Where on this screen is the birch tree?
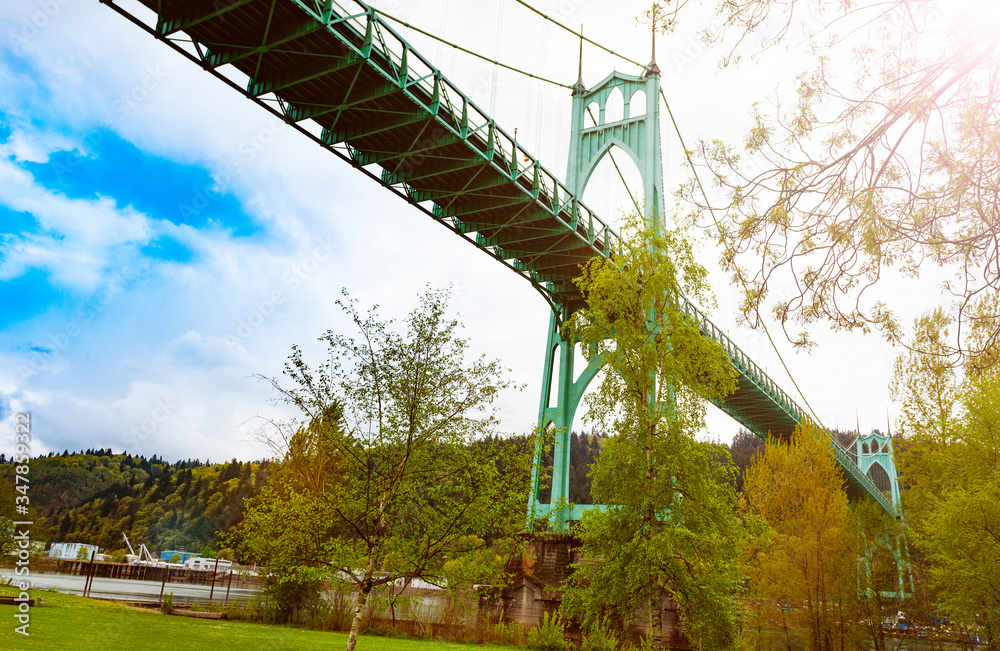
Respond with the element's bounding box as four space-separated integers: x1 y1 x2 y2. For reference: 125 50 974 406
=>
241 287 530 651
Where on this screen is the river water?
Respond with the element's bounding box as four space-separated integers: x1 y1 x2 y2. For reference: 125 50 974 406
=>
0 569 261 606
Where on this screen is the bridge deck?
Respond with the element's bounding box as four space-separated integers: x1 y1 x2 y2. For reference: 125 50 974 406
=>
105 0 894 514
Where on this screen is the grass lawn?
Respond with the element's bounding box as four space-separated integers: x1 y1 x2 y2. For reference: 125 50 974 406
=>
0 586 520 650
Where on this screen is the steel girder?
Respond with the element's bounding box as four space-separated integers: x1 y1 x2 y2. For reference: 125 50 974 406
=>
104 0 898 522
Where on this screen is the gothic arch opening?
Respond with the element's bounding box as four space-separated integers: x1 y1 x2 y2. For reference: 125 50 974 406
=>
866 461 892 495
605 86 624 123
580 143 644 230
629 89 646 117
537 351 607 507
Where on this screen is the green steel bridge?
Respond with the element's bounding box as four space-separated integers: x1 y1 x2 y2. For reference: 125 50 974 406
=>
103 0 898 522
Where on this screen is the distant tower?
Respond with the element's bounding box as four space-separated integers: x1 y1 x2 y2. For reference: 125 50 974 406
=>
854 430 910 598
528 26 665 532
855 431 902 508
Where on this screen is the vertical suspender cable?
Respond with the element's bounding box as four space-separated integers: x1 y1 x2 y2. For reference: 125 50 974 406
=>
490 0 505 116
658 87 826 429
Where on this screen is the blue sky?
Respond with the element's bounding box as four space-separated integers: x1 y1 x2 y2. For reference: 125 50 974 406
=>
0 0 919 462
1 0 575 462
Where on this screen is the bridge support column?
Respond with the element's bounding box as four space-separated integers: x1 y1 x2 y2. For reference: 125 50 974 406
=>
527 311 601 532
528 41 664 532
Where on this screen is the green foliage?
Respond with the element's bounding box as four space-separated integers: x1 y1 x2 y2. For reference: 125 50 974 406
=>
233 286 531 651
728 428 765 494
0 453 274 555
741 424 854 647
561 215 743 650
262 568 326 623
581 616 619 651
534 429 607 505
894 301 1000 640
484 619 527 646
622 636 656 651
160 591 173 615
526 612 570 651
850 497 904 651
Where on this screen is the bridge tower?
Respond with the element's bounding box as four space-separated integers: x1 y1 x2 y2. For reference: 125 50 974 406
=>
528 37 665 532
853 431 911 597
854 431 902 508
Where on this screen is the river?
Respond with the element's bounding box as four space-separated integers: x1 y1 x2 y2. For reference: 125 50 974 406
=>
0 569 261 606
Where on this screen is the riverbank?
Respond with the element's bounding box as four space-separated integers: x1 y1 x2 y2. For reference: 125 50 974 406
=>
0 569 260 606
0 586 518 650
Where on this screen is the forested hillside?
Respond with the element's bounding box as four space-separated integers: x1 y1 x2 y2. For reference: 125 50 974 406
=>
1 428 806 559
0 451 275 556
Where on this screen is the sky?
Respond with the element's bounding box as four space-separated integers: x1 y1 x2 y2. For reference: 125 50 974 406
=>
0 0 956 462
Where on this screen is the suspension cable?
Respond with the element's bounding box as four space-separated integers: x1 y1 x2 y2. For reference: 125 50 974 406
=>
511 0 646 71
381 3 813 425
585 105 641 216
658 87 826 428
374 8 574 89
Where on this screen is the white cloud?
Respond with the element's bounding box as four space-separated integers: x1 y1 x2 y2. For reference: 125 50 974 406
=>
0 0 939 466
0 157 152 288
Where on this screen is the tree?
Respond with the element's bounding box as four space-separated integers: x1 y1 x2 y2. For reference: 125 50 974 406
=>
670 0 1000 362
561 215 743 650
728 428 765 494
893 301 1000 647
849 497 907 651
240 287 531 651
0 477 18 557
742 423 854 651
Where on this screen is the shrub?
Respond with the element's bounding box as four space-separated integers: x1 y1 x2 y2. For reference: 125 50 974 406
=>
527 611 570 651
485 619 527 646
160 591 174 615
264 570 324 623
621 636 656 651
582 616 619 651
297 587 354 632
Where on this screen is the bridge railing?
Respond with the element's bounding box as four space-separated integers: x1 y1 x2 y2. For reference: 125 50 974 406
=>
132 0 886 513
674 293 895 513
300 0 621 259
284 0 891 514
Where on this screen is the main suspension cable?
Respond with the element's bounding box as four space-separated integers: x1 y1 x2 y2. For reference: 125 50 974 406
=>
374 8 574 90
658 87 826 429
511 0 646 71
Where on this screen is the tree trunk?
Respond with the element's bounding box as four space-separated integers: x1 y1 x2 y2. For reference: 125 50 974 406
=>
644 421 662 651
649 591 663 650
345 555 378 651
874 599 886 651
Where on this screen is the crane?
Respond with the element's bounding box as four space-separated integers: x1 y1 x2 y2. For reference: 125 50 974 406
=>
122 532 136 557
122 532 158 565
